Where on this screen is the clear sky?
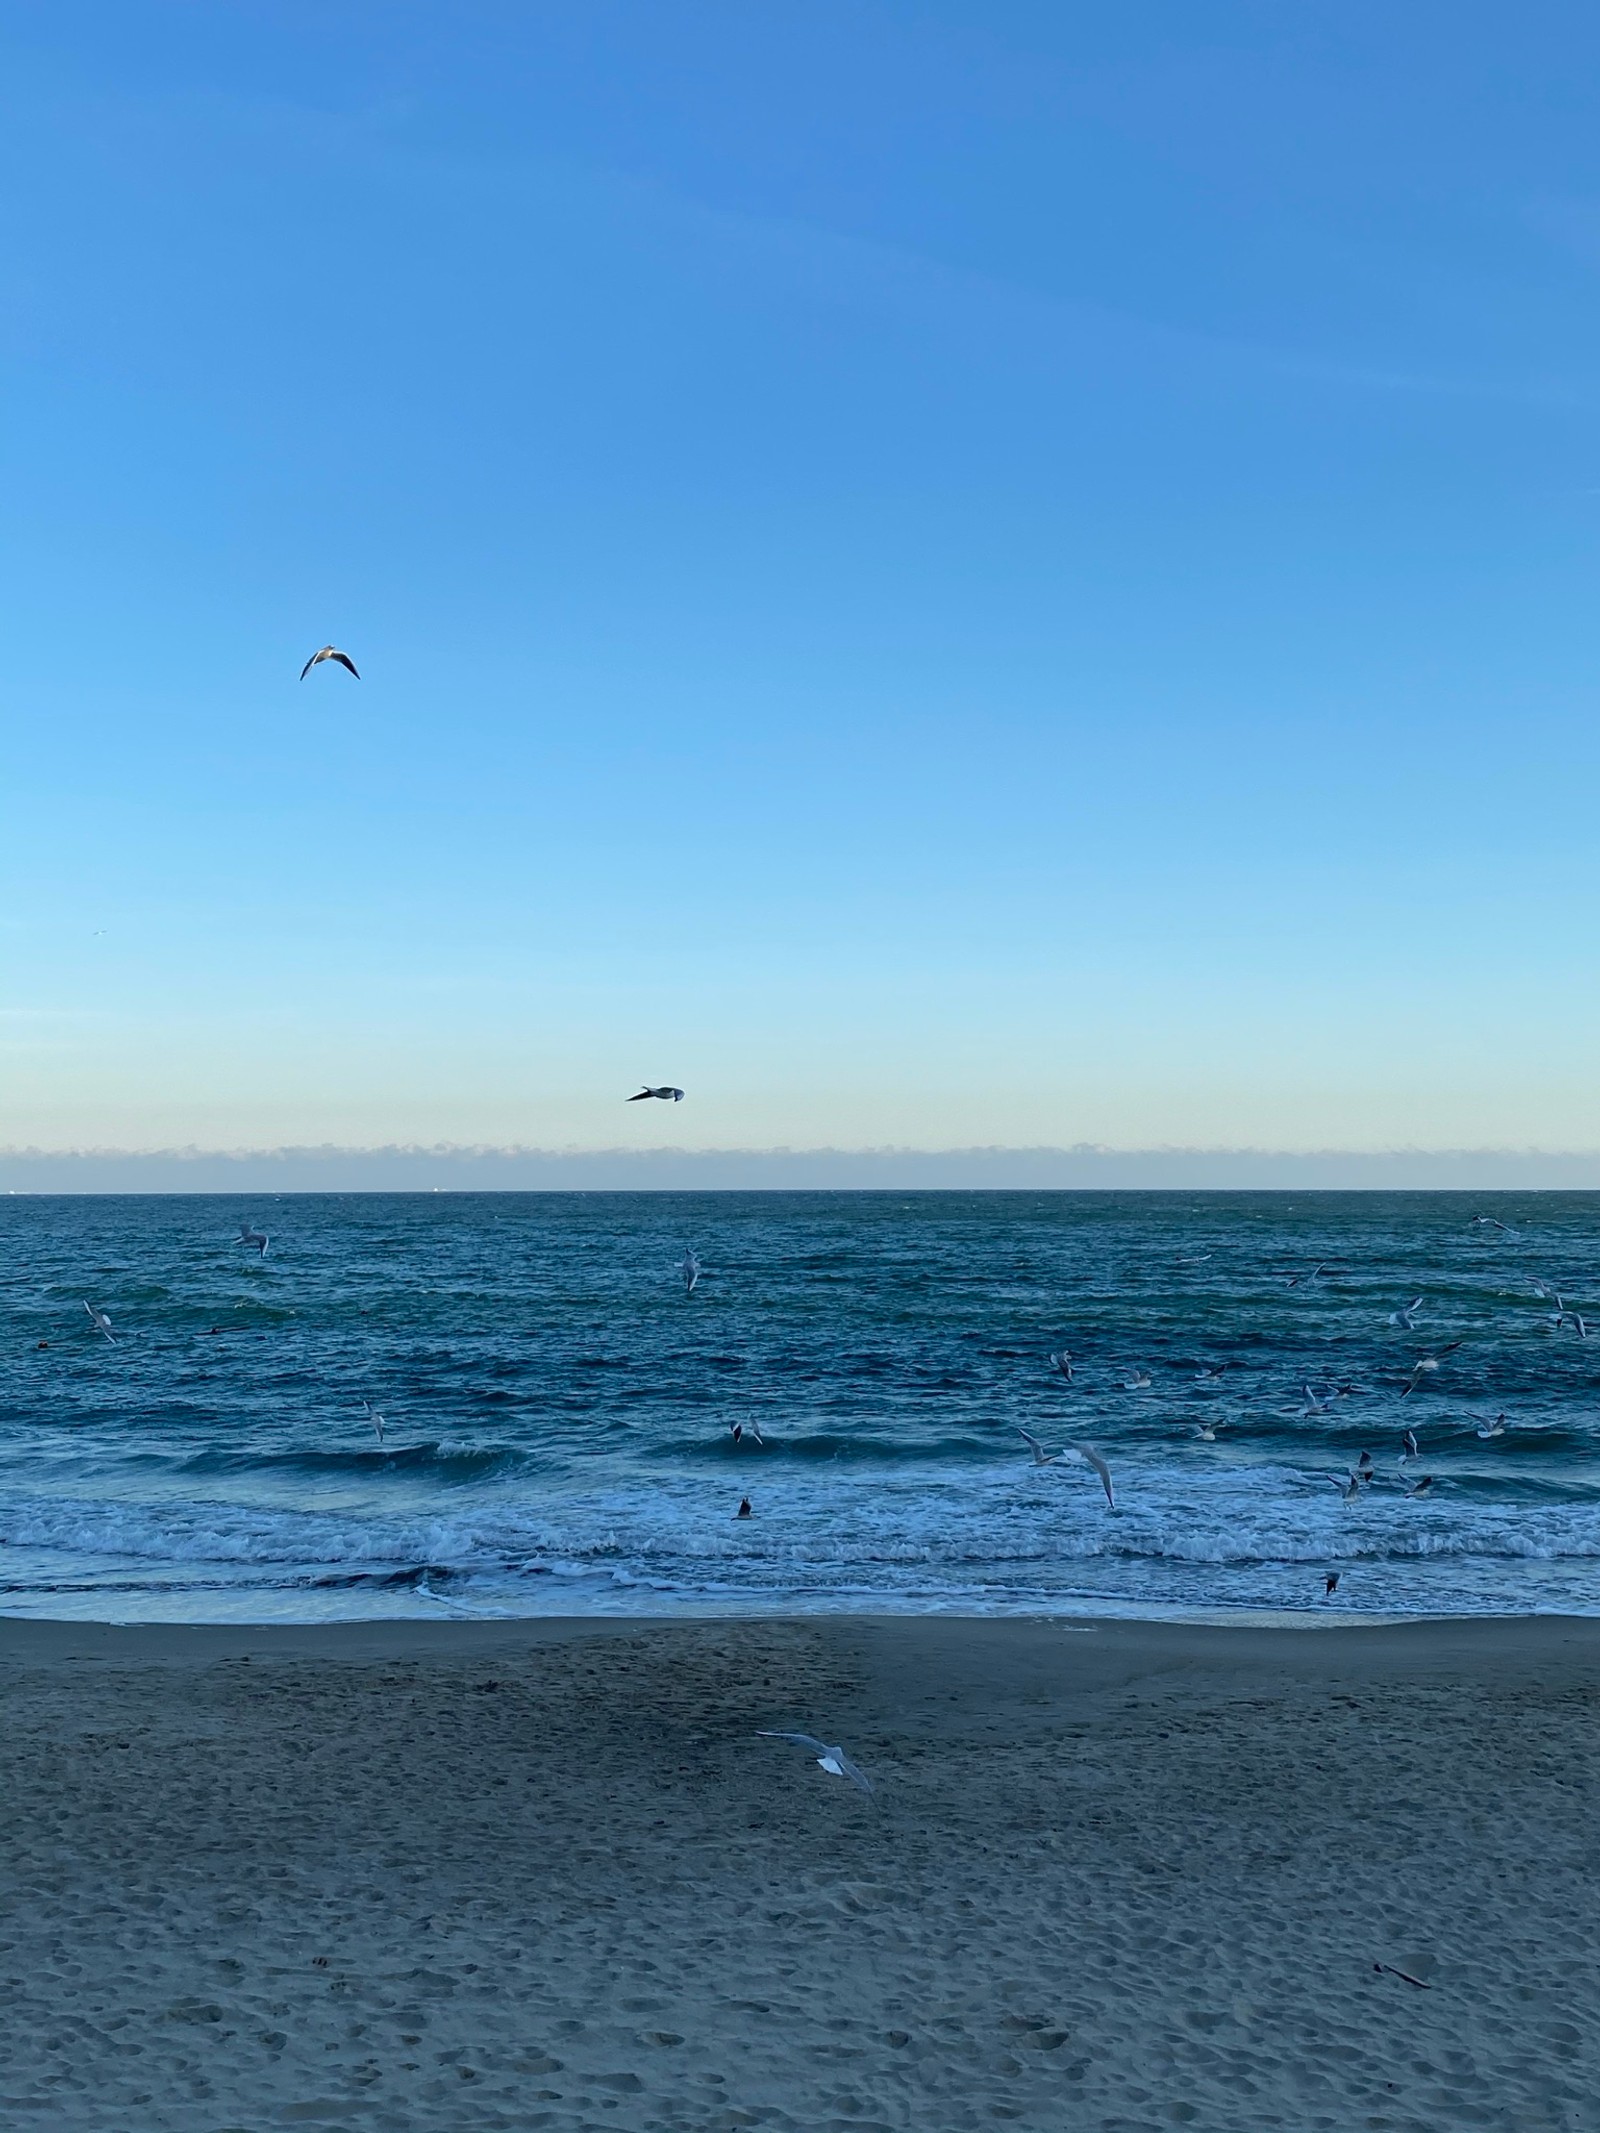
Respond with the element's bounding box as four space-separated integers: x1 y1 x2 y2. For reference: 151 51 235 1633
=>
5 3 1600 1161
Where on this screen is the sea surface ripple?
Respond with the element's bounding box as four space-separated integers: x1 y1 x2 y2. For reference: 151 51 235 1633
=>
1 1190 1597 1622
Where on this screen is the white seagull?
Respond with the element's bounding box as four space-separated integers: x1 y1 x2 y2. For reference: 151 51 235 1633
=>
299 645 360 680
729 1418 764 1448
360 1399 385 1445
83 1300 117 1344
1334 1471 1363 1503
756 1731 874 1796
1474 1412 1508 1440
681 1249 702 1295
1121 1368 1152 1391
1048 1350 1074 1382
1190 1418 1225 1442
629 1086 684 1102
1388 1297 1423 1330
237 1223 269 1256
1401 1343 1462 1398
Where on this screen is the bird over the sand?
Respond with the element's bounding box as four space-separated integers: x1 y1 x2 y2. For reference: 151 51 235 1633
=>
629 1085 684 1102
83 1300 116 1343
756 1731 874 1795
299 645 360 680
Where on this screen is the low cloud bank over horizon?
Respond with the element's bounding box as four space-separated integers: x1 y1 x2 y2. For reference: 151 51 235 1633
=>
6 1144 1600 1192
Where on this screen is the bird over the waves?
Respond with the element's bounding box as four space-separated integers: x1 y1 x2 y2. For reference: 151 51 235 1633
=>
756 1731 874 1796
360 1399 385 1445
629 1085 684 1102
1388 1296 1423 1330
237 1224 269 1256
681 1249 702 1295
83 1300 116 1344
1324 1571 1341 1598
1048 1350 1073 1381
729 1418 764 1448
299 645 359 680
1402 1344 1462 1397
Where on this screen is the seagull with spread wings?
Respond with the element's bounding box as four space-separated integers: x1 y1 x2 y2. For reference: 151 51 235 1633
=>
299 645 360 680
756 1731 874 1795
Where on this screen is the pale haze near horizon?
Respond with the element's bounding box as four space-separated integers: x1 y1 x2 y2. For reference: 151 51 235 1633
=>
6 4 1600 1165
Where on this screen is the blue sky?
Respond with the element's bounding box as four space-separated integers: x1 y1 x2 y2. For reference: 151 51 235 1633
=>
5 3 1600 1158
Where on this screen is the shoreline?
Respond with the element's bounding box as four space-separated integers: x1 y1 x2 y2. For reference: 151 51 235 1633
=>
6 1610 1597 2129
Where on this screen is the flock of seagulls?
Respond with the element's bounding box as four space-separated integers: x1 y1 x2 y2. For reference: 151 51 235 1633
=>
68 1190 1571 1801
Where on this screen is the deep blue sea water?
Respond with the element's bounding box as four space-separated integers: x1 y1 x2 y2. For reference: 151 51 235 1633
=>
1 1191 1597 1622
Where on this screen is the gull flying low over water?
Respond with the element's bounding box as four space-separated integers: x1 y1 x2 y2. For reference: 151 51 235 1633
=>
1474 1412 1508 1440
1334 1471 1363 1503
1388 1297 1423 1330
1121 1368 1153 1391
1192 1362 1228 1381
360 1399 385 1445
1016 1426 1062 1467
756 1731 874 1796
1472 1215 1521 1236
1405 1473 1437 1498
1323 1571 1341 1598
83 1300 116 1344
1281 1261 1338 1289
729 1418 764 1448
1401 1344 1462 1398
1048 1350 1073 1382
299 645 360 680
629 1086 684 1102
681 1249 702 1295
237 1224 269 1256
1190 1418 1225 1441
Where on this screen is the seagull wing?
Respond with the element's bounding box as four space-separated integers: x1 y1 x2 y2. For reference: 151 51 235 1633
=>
331 651 360 678
627 1089 650 1100
756 1730 832 1754
821 1749 875 1795
1067 1441 1115 1509
299 650 321 680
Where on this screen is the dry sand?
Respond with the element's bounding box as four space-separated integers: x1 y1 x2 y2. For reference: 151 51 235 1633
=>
2 1612 1597 2132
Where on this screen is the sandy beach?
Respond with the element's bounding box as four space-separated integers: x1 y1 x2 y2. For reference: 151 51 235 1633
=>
2 1613 1597 2132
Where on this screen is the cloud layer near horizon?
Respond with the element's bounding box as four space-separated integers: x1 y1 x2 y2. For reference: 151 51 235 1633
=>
6 1144 1600 1192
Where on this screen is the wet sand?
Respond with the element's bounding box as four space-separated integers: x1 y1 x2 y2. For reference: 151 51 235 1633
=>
2 1612 1597 2131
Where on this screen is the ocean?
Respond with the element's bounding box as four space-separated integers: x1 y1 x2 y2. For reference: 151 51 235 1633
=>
2 1190 1596 1623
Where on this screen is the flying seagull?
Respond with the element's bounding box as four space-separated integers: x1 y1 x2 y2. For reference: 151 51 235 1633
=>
83 1300 116 1344
237 1223 269 1256
1400 1427 1419 1463
1474 1412 1508 1440
1016 1426 1062 1467
1388 1297 1423 1330
755 1731 874 1796
299 645 359 680
681 1249 702 1295
1405 1473 1437 1498
1472 1215 1520 1236
1193 1362 1228 1382
1323 1571 1341 1598
1048 1350 1074 1382
1334 1471 1363 1503
1121 1368 1152 1391
629 1086 684 1102
729 1418 764 1448
1401 1343 1462 1397
360 1399 385 1445
1190 1418 1224 1442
